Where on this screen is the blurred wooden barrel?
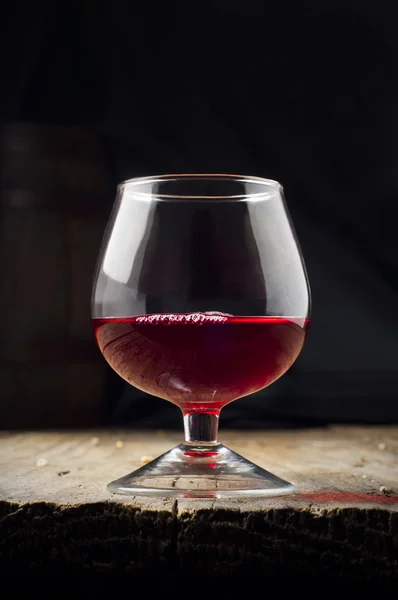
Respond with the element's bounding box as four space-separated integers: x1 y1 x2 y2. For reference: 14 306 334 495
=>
0 123 114 428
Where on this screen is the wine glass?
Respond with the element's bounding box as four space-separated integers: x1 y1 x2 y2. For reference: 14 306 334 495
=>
91 174 311 498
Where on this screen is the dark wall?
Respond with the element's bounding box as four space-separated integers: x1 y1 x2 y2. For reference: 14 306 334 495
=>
1 0 398 427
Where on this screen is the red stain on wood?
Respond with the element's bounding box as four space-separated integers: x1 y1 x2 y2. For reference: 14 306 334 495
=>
297 491 398 505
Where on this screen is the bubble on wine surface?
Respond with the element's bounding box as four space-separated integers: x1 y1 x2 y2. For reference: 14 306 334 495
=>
135 312 232 326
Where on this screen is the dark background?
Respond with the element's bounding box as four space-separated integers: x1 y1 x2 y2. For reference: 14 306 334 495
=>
1 0 398 429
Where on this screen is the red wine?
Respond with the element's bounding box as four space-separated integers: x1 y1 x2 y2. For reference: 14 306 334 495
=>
92 313 310 412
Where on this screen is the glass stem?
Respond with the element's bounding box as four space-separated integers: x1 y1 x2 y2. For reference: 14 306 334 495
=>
183 412 220 445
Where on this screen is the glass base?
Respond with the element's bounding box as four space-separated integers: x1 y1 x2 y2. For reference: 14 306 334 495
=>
107 443 295 498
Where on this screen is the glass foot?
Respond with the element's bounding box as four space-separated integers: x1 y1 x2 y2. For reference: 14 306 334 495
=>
107 443 295 498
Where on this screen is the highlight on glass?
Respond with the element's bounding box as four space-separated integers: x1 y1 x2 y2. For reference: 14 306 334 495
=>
91 174 311 498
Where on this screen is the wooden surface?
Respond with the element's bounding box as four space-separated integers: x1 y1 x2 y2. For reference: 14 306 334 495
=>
0 426 397 577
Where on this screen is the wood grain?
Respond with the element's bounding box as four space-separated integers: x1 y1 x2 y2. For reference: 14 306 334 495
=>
0 427 397 577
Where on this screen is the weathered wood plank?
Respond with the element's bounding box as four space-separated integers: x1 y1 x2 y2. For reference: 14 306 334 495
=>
0 427 397 576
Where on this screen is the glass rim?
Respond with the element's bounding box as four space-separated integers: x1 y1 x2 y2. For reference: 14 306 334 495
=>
117 173 282 200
